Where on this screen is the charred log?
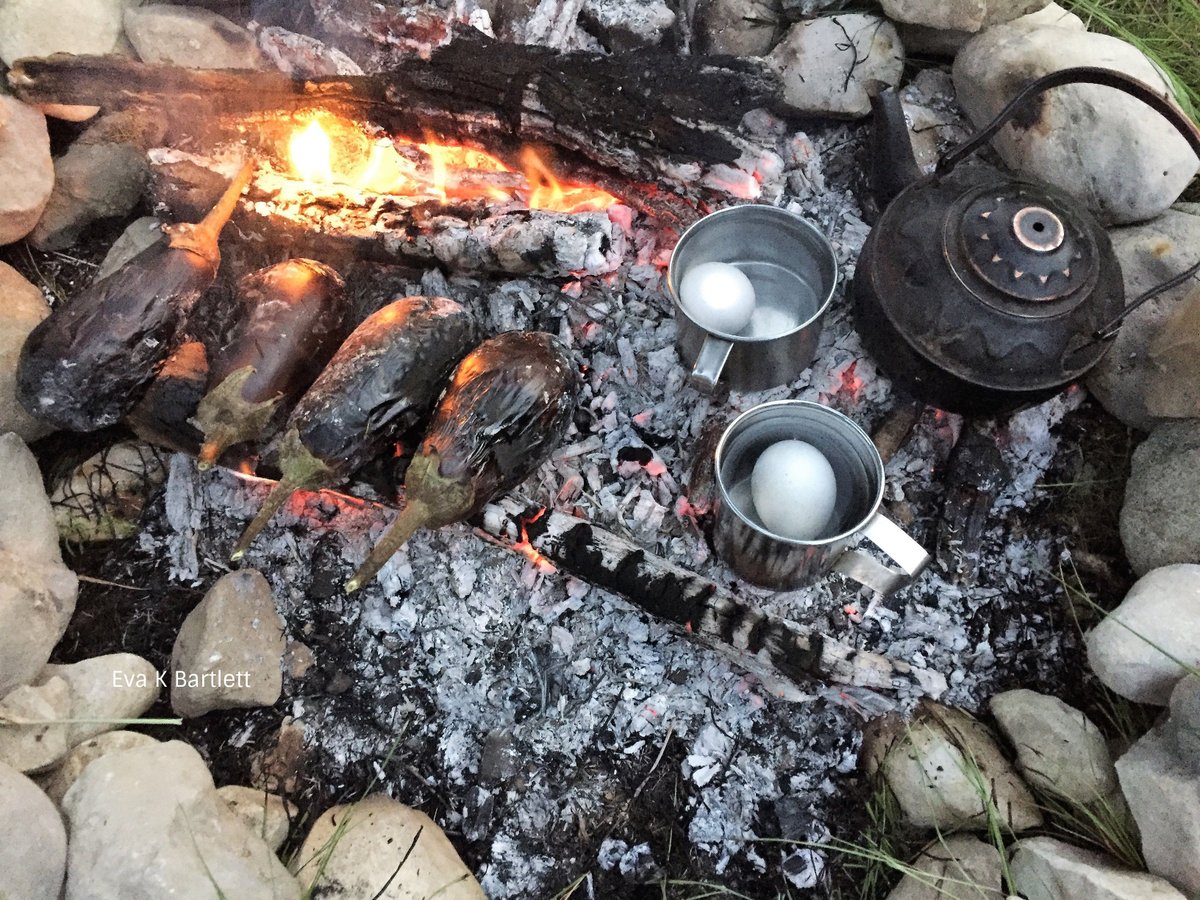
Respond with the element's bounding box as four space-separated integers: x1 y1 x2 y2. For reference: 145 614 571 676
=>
8 40 786 213
477 496 946 697
936 425 1010 582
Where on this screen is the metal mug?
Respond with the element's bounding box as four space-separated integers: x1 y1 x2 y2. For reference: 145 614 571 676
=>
668 206 838 393
713 401 931 593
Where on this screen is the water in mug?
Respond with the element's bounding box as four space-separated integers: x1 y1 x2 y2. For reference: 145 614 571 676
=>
728 260 820 338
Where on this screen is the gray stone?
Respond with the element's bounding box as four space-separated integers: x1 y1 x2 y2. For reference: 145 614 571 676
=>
30 143 148 251
1087 565 1200 704
0 261 52 441
1167 675 1200 762
1121 425 1200 575
767 15 905 119
124 4 265 69
861 700 1043 832
696 0 783 57
1116 723 1200 896
0 0 138 66
0 759 66 900
37 730 158 805
989 689 1119 805
62 740 299 899
0 676 70 773
217 785 295 853
886 833 1003 899
1087 210 1200 430
880 0 1048 33
580 0 675 50
171 569 285 718
954 24 1198 225
49 441 168 543
896 2 1083 57
0 433 78 698
293 793 485 899
95 216 164 282
1011 836 1187 900
40 653 160 745
0 96 53 246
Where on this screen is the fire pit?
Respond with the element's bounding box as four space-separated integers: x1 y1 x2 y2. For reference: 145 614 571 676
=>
1 2 1197 899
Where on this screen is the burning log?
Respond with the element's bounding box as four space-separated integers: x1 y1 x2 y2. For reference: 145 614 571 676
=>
148 149 629 278
7 39 786 215
476 496 946 697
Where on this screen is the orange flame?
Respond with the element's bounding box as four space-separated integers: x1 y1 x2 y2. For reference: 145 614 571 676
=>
286 116 617 213
514 506 556 574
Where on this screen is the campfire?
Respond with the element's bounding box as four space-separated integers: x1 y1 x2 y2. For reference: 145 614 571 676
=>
1 2 1199 900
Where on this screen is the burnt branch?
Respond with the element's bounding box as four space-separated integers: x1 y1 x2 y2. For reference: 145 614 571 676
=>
8 40 786 210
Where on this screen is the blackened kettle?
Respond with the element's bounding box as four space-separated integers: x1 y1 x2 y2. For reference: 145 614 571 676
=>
853 68 1200 415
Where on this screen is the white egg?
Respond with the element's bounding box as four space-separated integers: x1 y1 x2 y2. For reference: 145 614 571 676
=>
750 440 838 541
745 304 799 338
679 261 756 335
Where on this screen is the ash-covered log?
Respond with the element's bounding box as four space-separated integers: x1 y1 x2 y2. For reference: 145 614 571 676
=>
8 37 787 211
148 150 628 278
477 496 946 698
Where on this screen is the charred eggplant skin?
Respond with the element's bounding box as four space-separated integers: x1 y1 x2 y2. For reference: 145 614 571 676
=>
16 161 253 433
289 295 480 479
345 330 577 592
194 259 351 466
17 241 216 431
422 330 578 519
230 295 479 560
125 339 209 455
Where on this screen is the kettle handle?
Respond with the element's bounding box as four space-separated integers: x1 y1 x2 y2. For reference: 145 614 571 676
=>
934 66 1200 340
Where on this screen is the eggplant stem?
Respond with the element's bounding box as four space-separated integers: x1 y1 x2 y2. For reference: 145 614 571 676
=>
196 158 256 246
231 478 297 561
345 498 430 593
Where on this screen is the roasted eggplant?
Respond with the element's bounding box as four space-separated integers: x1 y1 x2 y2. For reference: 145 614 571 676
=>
194 259 351 468
17 161 254 432
231 295 479 560
124 339 209 455
345 330 577 592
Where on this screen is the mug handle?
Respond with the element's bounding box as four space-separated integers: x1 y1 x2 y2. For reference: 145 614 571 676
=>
687 335 733 392
832 513 931 595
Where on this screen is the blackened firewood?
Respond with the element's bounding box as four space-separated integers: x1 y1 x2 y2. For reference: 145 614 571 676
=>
477 495 947 697
936 424 1010 582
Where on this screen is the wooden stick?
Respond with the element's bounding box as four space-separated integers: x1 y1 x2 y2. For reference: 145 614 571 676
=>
475 496 946 698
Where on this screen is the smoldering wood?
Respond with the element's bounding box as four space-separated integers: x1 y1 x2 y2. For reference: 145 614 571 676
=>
8 41 785 212
477 496 947 698
148 152 628 278
936 425 1010 582
188 464 944 699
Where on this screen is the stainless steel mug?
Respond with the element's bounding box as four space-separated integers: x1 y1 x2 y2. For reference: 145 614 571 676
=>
668 206 838 393
713 401 931 593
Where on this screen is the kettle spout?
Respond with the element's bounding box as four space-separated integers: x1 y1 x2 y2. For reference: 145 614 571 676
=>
869 88 924 208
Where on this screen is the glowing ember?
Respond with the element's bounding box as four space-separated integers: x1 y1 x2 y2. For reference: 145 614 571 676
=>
285 115 618 214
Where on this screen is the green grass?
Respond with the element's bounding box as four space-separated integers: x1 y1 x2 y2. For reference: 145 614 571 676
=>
1063 0 1200 118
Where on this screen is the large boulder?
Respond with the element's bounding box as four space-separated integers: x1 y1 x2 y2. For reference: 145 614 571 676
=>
292 793 485 899
0 676 70 772
1087 209 1200 430
861 700 1043 832
217 785 295 854
0 96 53 246
1087 565 1200 705
0 759 66 900
989 689 1119 805
0 433 78 697
38 729 159 805
30 142 148 251
62 740 299 899
171 568 285 718
0 262 53 441
1166 675 1200 761
1120 424 1200 575
696 0 784 57
0 0 138 66
954 24 1198 225
880 0 1047 33
124 5 265 69
886 833 1003 899
767 15 904 118
1115 722 1200 896
1010 836 1187 900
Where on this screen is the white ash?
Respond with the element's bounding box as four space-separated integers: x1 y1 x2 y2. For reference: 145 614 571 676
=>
138 118 1090 897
